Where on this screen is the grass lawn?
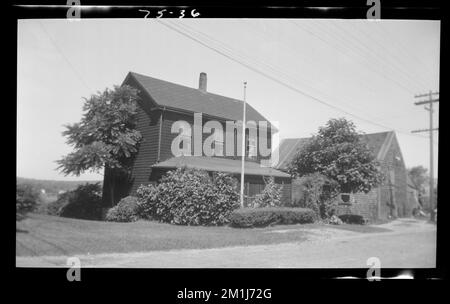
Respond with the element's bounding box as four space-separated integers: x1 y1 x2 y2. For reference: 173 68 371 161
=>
16 213 391 257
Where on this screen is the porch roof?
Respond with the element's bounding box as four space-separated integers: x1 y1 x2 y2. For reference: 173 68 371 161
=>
152 156 291 178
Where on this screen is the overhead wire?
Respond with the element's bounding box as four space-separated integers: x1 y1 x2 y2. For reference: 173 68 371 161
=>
157 19 430 140
37 21 92 92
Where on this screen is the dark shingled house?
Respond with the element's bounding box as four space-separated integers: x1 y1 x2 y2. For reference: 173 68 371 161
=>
102 72 291 206
275 131 414 221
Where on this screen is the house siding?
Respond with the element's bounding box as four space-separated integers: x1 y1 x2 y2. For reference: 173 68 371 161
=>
129 107 161 194
378 135 409 218
159 110 271 163
335 189 379 221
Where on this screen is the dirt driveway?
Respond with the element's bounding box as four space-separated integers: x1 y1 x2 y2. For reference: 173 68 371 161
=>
16 218 436 268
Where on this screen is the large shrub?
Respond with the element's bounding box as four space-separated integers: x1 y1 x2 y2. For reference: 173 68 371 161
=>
136 168 240 226
213 172 240 208
105 196 140 222
229 207 316 228
293 173 339 220
249 176 282 208
58 183 103 220
16 184 40 220
136 183 159 220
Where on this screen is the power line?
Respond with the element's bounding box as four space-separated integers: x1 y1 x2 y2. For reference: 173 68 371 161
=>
364 21 436 89
177 20 388 123
291 20 417 96
162 20 428 139
411 128 438 133
331 21 433 90
305 20 420 95
377 23 438 81
239 20 394 121
37 21 92 92
159 20 429 140
287 21 397 103
180 20 429 139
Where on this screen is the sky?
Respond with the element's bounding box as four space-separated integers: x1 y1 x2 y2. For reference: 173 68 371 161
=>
17 19 440 181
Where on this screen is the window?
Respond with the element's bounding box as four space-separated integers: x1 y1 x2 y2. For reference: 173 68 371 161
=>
248 137 257 159
212 130 224 156
248 183 263 198
181 125 192 155
170 120 192 156
234 129 238 157
245 129 258 159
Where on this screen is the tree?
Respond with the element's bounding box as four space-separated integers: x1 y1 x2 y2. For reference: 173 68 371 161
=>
407 166 428 193
57 85 142 206
288 118 382 194
408 166 436 221
58 183 103 220
16 183 40 221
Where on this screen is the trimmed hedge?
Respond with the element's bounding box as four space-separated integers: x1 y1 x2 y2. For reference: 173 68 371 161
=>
338 214 366 225
105 196 140 222
229 207 317 228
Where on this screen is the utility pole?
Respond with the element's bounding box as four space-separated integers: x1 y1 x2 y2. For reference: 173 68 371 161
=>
240 81 247 208
412 91 439 222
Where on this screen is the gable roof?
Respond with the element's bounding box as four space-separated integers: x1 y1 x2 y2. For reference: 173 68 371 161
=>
360 131 395 160
274 137 311 171
274 131 395 171
124 72 273 128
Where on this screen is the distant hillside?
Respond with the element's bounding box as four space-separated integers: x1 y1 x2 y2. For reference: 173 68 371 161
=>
17 177 103 195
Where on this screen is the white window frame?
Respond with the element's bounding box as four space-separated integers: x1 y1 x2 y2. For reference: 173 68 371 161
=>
179 123 192 156
248 137 257 159
213 132 224 156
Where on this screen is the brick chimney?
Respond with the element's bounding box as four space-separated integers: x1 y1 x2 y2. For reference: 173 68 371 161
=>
198 72 207 92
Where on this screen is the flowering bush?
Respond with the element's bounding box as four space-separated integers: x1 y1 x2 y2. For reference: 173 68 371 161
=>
249 176 282 208
136 168 240 226
105 196 140 222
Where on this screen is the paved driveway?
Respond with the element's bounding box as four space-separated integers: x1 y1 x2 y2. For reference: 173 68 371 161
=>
16 218 436 268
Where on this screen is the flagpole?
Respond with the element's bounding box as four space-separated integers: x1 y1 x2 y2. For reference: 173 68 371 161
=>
240 81 247 208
